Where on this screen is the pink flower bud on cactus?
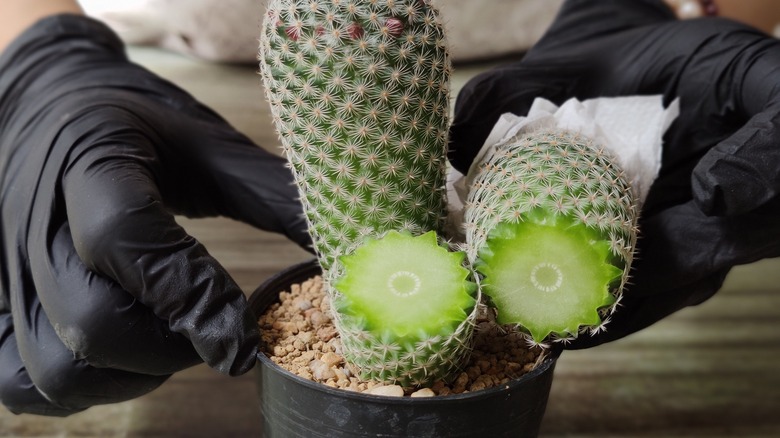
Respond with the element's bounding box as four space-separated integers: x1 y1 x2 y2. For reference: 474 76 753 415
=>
268 10 282 28
286 26 301 41
384 18 404 38
347 22 364 40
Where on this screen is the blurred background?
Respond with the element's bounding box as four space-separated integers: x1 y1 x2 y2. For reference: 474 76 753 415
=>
1 1 780 436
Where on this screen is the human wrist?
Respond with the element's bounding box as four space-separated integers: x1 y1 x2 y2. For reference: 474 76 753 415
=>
0 0 83 53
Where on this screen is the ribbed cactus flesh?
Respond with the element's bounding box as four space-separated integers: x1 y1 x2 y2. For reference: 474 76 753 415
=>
259 0 451 272
464 131 638 344
334 230 477 386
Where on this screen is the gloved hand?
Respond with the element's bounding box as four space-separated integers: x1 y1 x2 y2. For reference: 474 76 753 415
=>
450 0 780 348
0 15 309 416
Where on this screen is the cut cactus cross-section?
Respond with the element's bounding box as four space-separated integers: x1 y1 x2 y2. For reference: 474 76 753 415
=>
334 231 478 387
464 131 638 344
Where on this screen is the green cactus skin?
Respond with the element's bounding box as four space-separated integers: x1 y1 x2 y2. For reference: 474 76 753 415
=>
464 131 638 344
260 1 476 386
334 230 477 387
259 0 451 272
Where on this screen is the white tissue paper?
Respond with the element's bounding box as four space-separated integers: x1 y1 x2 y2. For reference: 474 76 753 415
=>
447 95 680 238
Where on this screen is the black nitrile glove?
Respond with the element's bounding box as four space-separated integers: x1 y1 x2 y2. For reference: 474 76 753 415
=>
0 15 309 416
450 0 780 348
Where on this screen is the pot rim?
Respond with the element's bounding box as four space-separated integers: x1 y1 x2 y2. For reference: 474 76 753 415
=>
250 258 562 405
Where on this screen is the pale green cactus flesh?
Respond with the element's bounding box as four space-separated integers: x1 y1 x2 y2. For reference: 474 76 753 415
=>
464 131 638 344
334 231 477 387
475 213 621 342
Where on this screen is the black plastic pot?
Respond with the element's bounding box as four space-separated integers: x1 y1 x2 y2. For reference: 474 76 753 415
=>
249 259 560 438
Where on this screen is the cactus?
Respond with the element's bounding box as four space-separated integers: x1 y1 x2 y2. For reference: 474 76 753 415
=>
334 230 477 386
463 131 638 344
259 0 451 272
260 0 477 386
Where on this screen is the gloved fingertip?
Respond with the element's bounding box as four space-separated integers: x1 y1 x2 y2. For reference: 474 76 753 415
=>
185 299 261 376
226 318 260 376
288 214 315 253
207 336 258 377
226 346 259 377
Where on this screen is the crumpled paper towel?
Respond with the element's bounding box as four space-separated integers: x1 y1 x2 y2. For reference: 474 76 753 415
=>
447 95 680 238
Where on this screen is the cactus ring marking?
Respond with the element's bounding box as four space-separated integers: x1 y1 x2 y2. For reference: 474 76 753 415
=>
388 271 422 297
530 263 563 293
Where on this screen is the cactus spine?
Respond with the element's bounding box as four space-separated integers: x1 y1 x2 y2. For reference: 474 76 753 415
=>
464 131 638 344
260 0 477 386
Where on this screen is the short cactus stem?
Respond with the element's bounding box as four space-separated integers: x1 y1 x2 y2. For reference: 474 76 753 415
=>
333 231 478 387
464 130 638 344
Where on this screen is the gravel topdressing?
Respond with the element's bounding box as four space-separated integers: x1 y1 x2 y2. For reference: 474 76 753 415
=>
258 275 546 397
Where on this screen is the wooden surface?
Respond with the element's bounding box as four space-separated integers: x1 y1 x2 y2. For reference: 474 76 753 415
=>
1 46 779 437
